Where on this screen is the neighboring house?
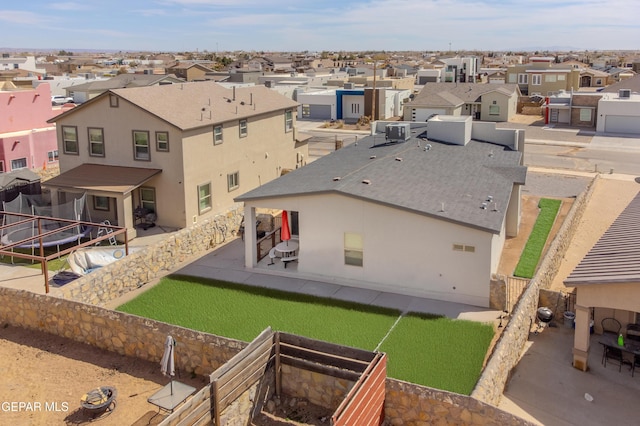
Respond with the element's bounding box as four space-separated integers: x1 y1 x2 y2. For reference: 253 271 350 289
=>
599 74 640 94
236 118 526 307
166 62 214 81
62 73 184 104
505 57 580 96
543 92 601 128
297 87 410 121
0 169 41 204
45 82 306 239
595 90 640 135
263 56 294 73
0 83 59 174
566 191 640 372
435 56 480 83
579 68 609 88
403 83 520 122
592 66 636 85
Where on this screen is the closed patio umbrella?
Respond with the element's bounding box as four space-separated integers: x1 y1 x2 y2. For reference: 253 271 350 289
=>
160 335 176 394
281 210 291 244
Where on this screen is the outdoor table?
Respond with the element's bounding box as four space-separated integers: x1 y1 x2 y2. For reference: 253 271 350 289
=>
276 241 299 268
147 381 196 414
598 333 640 373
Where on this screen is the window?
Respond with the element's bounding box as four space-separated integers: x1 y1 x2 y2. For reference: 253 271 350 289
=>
93 196 110 211
532 74 542 85
140 187 156 212
239 119 248 138
133 130 150 160
453 243 475 253
109 94 119 107
156 131 169 152
579 108 592 122
344 232 363 267
0 161 4 173
558 74 566 81
595 78 602 85
214 125 223 145
11 158 27 170
88 127 105 157
351 103 360 114
545 74 557 83
62 126 78 154
198 183 212 214
508 74 517 83
285 110 293 132
489 105 500 116
518 73 528 84
227 172 239 192
47 150 59 162
302 104 310 118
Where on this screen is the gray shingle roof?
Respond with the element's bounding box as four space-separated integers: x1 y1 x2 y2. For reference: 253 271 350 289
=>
408 83 520 108
565 190 640 286
51 81 298 131
236 124 526 234
69 74 183 92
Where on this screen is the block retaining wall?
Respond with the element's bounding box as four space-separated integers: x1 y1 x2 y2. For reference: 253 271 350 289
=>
471 176 596 406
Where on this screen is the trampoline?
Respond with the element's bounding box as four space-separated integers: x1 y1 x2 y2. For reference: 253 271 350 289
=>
1 192 91 251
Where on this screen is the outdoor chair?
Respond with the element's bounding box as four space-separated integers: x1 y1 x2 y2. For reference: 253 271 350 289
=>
601 317 622 336
268 247 279 265
603 346 624 372
633 355 640 377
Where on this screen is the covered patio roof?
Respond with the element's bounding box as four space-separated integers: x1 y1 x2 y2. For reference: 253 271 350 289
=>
43 164 162 195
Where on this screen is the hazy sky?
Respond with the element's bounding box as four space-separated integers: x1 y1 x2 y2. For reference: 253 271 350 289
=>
2 0 639 52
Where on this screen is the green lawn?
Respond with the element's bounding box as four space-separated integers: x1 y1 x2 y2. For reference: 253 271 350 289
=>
117 275 494 394
513 198 562 279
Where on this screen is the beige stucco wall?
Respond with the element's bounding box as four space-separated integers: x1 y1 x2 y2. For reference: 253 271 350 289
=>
245 193 497 306
480 91 516 122
54 95 307 231
577 282 640 313
181 109 305 226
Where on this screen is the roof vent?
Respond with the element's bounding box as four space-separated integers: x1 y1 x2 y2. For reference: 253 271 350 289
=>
370 155 376 159
487 195 493 202
481 202 488 210
395 157 403 162
488 150 494 157
333 176 341 181
362 179 371 185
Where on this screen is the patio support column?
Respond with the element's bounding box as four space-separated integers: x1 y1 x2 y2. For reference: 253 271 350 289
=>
119 193 137 240
572 304 591 371
244 206 257 268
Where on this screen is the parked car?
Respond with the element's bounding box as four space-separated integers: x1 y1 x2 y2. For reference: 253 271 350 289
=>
51 95 74 105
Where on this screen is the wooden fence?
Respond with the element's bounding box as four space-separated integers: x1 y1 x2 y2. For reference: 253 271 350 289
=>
160 328 386 426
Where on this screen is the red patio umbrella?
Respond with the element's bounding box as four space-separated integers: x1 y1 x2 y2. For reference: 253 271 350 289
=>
281 210 291 243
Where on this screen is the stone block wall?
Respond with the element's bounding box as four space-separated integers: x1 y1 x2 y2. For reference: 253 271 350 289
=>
472 176 596 406
59 207 243 306
384 379 536 426
0 287 246 376
281 364 354 411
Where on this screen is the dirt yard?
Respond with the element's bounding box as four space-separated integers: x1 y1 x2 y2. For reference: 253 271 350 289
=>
0 325 206 426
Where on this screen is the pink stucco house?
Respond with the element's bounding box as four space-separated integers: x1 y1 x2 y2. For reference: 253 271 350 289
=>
0 83 62 173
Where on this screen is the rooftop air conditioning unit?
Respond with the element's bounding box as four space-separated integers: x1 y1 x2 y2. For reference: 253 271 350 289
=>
385 123 411 143
264 80 274 88
344 82 354 89
619 89 631 99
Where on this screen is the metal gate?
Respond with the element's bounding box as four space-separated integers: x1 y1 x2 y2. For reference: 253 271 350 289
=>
506 276 530 313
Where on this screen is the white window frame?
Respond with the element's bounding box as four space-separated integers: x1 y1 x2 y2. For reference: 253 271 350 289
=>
532 74 542 85
489 105 500 116
133 130 150 161
198 182 212 215
579 108 592 122
518 73 528 84
62 126 78 154
227 171 239 192
88 127 105 157
239 119 248 138
285 110 293 132
545 74 557 83
11 157 27 170
47 150 59 163
344 232 364 267
214 125 223 145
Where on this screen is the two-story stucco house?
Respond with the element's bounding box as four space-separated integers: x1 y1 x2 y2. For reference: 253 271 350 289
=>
505 57 580 96
46 81 307 238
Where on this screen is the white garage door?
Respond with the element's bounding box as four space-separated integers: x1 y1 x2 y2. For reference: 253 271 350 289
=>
605 115 640 135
